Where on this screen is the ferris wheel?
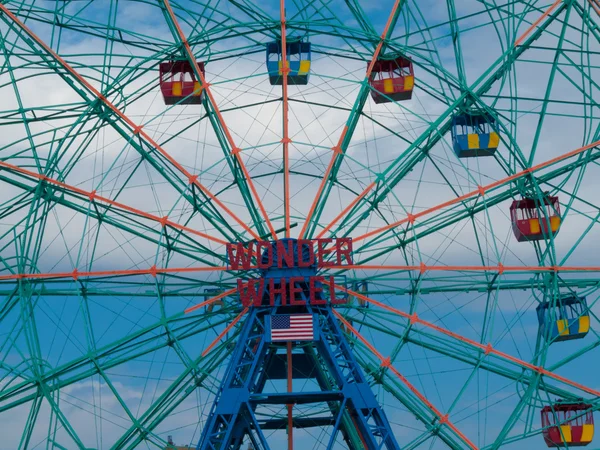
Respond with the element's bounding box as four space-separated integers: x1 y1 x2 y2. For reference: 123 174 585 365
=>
1 0 600 448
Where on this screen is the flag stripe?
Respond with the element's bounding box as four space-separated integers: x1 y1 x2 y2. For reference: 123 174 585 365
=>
272 332 313 335
273 332 312 335
270 313 314 342
272 336 313 341
272 332 314 336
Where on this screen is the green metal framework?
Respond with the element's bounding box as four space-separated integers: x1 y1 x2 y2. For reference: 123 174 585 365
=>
0 0 600 448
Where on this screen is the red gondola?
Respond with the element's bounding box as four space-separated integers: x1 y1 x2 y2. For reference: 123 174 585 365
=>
369 56 414 104
510 195 561 242
159 60 205 105
541 402 594 447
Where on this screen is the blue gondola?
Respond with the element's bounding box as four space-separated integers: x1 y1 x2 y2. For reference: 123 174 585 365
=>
451 112 500 158
266 38 311 85
537 295 590 342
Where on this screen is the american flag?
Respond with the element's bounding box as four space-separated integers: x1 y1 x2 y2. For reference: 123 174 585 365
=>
270 314 314 341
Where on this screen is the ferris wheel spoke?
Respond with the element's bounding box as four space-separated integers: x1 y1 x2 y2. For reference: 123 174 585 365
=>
349 309 575 399
445 0 467 88
514 0 564 48
1 0 599 447
314 6 569 241
0 284 230 300
0 158 229 243
0 165 231 273
0 4 262 243
40 381 89 449
227 0 278 27
161 0 278 240
350 138 600 256
288 0 379 58
347 305 600 447
0 33 44 173
0 265 229 283
166 3 281 239
279 0 292 238
340 285 600 400
487 377 550 449
526 2 575 167
0 192 223 272
333 309 479 449
353 349 470 449
342 0 377 38
298 0 404 239
0 308 237 411
111 335 234 449
330 265 600 277
7 0 171 50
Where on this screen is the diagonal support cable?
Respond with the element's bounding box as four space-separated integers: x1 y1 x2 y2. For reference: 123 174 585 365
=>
0 265 229 282
0 160 228 246
315 2 570 241
353 138 600 244
332 309 479 450
514 0 563 47
280 0 291 238
299 0 404 239
160 0 278 240
336 285 600 398
0 3 259 240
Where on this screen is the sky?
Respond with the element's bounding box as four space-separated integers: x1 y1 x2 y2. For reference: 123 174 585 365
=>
0 0 600 449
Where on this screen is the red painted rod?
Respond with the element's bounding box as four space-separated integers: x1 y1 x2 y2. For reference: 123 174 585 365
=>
299 0 403 239
0 265 228 282
353 138 600 243
280 0 291 240
161 0 277 240
336 285 600 398
6 263 600 282
0 160 228 246
328 264 600 273
515 0 562 47
0 3 260 240
333 309 478 450
201 305 248 354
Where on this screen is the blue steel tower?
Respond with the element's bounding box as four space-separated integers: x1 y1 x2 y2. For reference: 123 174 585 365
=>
197 239 400 449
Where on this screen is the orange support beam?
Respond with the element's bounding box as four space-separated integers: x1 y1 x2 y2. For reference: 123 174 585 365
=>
0 160 229 246
185 286 238 315
9 262 600 285
353 138 600 243
281 7 293 446
0 3 260 241
299 154 338 239
515 0 563 47
201 306 248 355
286 341 293 450
281 0 291 239
588 0 600 16
8 263 600 284
332 309 479 450
161 0 277 240
335 285 600 398
327 264 600 273
0 265 228 282
299 0 403 239
315 182 376 239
